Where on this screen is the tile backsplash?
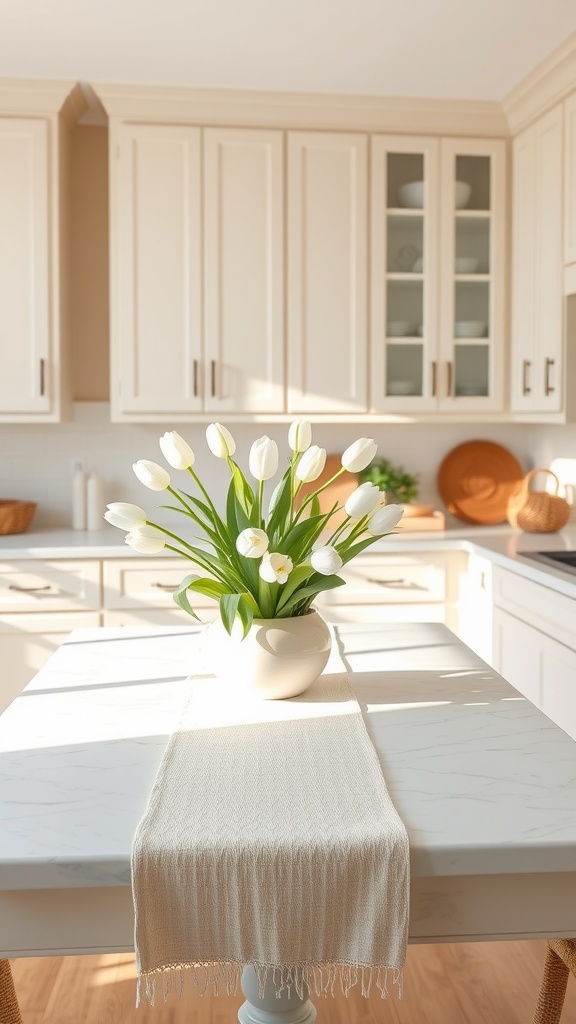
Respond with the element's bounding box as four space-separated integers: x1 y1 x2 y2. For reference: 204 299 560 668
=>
0 403 575 529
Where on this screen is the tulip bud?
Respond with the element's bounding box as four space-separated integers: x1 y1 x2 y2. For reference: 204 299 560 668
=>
125 525 166 554
236 528 269 558
344 482 382 519
288 418 312 453
159 431 195 471
310 545 343 576
259 551 293 585
133 460 171 491
104 502 147 530
249 436 279 482
341 437 378 473
294 445 327 483
367 504 404 536
206 422 236 459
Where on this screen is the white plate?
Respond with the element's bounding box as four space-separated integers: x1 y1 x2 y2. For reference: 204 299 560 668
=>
455 321 487 338
387 321 415 337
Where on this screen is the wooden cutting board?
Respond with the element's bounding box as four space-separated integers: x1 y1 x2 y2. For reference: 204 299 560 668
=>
437 440 524 525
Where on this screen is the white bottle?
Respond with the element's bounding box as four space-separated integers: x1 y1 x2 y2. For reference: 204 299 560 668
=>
86 473 104 532
72 470 87 531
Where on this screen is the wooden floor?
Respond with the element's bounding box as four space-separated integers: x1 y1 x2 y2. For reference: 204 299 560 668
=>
9 941 576 1023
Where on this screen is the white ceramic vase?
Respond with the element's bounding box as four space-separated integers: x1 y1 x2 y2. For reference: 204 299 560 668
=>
204 609 332 700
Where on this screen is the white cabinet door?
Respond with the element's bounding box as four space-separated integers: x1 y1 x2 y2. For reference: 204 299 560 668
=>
113 123 203 417
0 119 50 415
287 132 367 413
492 607 544 709
565 92 576 267
204 129 284 413
370 134 505 414
511 106 563 413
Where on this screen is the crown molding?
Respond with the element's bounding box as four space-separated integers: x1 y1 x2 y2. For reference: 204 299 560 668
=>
94 81 508 136
503 30 576 133
0 78 85 118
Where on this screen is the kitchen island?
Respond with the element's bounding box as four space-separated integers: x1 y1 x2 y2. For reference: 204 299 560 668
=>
1 621 576 967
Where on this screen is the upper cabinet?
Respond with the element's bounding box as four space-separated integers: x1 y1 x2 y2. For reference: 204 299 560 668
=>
564 92 576 269
287 132 367 414
0 81 84 423
511 105 563 414
110 123 284 420
371 135 506 413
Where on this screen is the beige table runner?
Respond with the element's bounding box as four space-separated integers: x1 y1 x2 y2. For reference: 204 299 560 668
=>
131 641 409 1004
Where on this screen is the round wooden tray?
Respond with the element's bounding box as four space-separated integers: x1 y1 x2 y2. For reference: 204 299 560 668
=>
437 441 523 525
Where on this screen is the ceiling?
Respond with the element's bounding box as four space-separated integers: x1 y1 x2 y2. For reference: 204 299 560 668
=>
2 0 576 102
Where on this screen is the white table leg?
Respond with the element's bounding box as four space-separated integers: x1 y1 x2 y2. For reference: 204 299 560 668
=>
238 966 317 1024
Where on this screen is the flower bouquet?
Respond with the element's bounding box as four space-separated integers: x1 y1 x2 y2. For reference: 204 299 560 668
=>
104 420 403 639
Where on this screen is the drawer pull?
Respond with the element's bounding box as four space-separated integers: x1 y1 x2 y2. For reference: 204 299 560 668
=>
7 584 53 593
365 577 426 591
151 582 178 591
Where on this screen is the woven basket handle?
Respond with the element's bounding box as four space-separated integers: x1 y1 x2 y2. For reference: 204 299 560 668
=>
522 467 561 497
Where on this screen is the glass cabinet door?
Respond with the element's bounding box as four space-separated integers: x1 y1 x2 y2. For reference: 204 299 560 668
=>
371 136 440 411
438 139 506 410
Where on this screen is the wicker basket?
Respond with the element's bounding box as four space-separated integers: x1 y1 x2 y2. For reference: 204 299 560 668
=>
507 469 571 533
0 500 37 535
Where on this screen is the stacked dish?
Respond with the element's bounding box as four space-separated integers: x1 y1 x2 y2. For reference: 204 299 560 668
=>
455 257 479 273
455 320 487 338
387 321 415 337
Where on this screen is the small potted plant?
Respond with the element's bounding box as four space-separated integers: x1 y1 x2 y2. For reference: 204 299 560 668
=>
359 458 424 514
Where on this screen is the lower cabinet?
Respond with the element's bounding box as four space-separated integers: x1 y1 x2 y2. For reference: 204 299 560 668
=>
492 566 576 740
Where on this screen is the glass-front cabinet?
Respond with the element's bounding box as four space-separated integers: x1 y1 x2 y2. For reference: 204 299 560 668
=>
371 135 505 413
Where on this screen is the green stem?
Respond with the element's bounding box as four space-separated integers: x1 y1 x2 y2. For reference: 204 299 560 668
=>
187 467 220 519
258 479 264 527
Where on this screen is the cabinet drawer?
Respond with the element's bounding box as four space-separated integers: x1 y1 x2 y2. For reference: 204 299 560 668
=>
0 560 101 613
322 553 449 605
103 559 213 610
103 608 217 628
492 566 576 652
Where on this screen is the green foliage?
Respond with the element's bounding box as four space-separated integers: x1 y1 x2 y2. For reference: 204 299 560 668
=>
359 458 419 505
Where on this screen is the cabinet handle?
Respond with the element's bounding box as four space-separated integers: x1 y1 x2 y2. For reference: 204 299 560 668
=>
522 359 532 395
151 582 178 591
545 357 555 395
40 358 45 397
366 577 407 587
446 361 453 397
193 359 199 398
8 584 53 593
431 361 437 397
210 360 216 398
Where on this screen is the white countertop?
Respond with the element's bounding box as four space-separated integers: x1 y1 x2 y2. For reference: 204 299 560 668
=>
1 522 576 597
1 622 576 893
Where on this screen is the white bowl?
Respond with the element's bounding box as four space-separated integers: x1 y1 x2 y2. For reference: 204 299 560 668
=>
388 380 418 396
455 181 472 209
412 256 423 272
387 321 415 337
455 257 479 273
455 320 487 338
398 181 424 208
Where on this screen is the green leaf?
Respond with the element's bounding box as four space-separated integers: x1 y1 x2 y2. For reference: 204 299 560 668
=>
172 574 202 619
275 574 346 616
229 460 255 516
338 536 378 563
267 470 294 542
236 594 254 639
220 593 242 636
275 562 314 610
310 494 320 518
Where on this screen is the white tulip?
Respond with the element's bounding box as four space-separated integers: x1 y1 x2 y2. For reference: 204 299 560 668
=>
288 418 312 453
341 437 378 473
236 528 269 558
206 422 236 459
133 460 171 491
249 436 279 482
311 545 343 576
294 445 327 483
125 525 166 554
159 431 195 470
259 551 293 585
104 502 147 530
367 504 404 536
344 482 382 519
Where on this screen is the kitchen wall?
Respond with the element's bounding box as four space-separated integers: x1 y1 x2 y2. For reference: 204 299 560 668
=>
0 125 574 530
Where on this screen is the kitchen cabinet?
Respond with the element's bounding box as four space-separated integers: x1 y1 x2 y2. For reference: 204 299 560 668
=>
0 558 101 711
370 135 506 413
511 105 564 414
287 131 368 413
565 91 576 268
455 551 493 664
0 81 82 422
110 123 284 420
102 557 217 623
492 565 576 740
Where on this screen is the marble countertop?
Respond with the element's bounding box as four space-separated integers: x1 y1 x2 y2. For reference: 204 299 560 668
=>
1 522 575 597
2 622 576 894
